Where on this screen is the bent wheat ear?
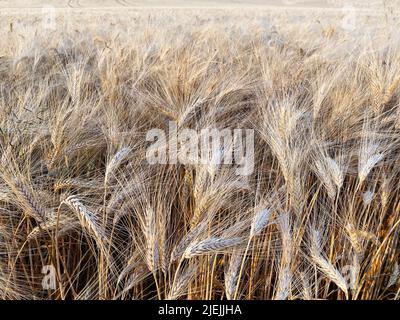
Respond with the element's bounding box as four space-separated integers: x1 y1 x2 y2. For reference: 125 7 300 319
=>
387 262 399 288
310 229 348 299
183 237 243 259
326 157 344 189
300 272 312 300
275 213 292 300
274 266 291 300
315 159 337 199
380 178 390 209
314 154 345 199
358 153 383 184
311 251 349 299
105 147 131 184
11 179 46 223
170 220 208 262
143 206 158 272
250 208 271 237
225 252 242 300
356 230 379 245
61 196 106 245
345 222 364 257
362 191 374 206
119 267 148 297
117 253 143 284
167 265 196 300
27 214 76 241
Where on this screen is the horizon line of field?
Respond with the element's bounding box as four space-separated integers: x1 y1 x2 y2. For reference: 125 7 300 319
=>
0 5 385 15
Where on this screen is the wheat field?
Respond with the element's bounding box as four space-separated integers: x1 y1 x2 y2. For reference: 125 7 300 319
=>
0 2 400 300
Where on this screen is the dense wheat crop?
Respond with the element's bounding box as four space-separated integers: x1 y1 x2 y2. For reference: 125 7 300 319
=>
0 6 400 300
